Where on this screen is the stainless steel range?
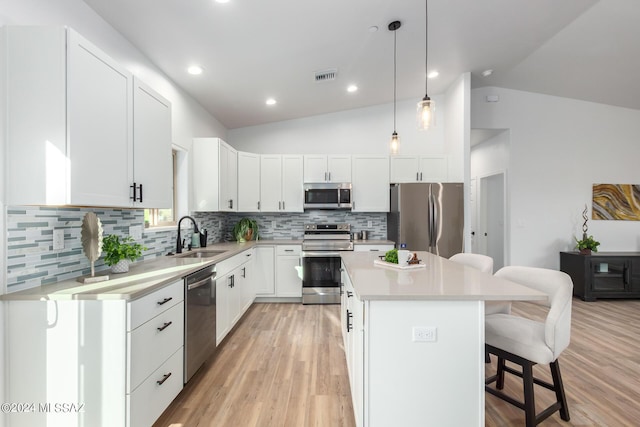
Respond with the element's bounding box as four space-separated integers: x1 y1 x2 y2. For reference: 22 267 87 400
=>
301 223 353 304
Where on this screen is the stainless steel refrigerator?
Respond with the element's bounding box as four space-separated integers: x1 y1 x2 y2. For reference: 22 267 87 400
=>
387 183 464 258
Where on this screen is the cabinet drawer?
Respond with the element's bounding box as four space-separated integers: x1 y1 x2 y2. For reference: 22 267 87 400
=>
128 280 183 331
277 245 301 256
354 244 393 252
127 347 183 427
128 301 184 392
217 250 249 277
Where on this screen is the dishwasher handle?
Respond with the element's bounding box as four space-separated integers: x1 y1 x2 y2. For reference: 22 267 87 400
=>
187 274 216 290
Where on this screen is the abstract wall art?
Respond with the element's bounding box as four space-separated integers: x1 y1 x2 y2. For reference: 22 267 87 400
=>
592 184 640 220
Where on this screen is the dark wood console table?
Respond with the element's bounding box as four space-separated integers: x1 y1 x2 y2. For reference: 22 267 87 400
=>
560 251 640 301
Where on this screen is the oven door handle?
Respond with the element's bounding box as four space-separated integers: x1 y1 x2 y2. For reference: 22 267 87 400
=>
302 251 342 258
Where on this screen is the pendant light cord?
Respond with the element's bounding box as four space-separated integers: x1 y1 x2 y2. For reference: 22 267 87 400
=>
393 27 397 132
425 0 429 96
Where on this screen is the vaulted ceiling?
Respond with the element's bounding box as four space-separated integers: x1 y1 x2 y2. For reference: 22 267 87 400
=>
83 0 639 129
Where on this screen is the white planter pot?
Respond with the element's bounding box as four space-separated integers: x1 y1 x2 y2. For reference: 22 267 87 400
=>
111 259 130 274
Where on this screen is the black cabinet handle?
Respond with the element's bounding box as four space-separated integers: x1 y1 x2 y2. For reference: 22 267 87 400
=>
346 310 353 332
130 182 143 202
347 291 353 298
157 297 173 306
624 266 630 285
156 372 172 385
157 321 172 332
242 267 246 278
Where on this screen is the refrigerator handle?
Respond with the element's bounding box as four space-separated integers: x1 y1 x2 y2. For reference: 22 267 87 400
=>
432 193 439 248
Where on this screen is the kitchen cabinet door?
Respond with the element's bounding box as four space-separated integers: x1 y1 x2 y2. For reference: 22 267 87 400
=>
239 249 256 314
419 155 448 182
67 29 133 207
390 156 448 183
281 155 304 212
216 270 232 345
132 77 172 208
256 246 276 296
352 156 389 212
276 246 302 297
260 155 283 212
303 155 328 182
192 138 221 211
238 151 261 212
328 155 352 182
389 156 420 183
303 155 351 183
219 142 238 211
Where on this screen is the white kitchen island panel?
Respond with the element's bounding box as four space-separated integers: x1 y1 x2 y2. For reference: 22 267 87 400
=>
365 299 484 426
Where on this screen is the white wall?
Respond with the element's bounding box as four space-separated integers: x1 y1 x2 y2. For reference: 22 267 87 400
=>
444 73 470 182
228 96 447 155
471 86 640 268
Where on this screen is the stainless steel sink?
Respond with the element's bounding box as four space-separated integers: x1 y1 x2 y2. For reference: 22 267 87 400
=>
177 250 226 259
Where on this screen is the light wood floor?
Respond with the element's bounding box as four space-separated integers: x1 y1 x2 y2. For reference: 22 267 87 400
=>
154 299 640 427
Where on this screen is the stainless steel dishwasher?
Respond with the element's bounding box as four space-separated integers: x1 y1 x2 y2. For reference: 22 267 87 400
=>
184 264 216 382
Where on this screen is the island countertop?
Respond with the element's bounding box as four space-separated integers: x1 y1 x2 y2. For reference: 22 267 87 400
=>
340 251 547 301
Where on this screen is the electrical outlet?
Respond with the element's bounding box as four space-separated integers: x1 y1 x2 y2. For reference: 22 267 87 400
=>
53 229 64 250
413 326 437 342
271 220 276 228
129 225 142 241
367 220 373 227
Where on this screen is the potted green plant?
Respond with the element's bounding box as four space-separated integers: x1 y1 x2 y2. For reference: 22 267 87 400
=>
575 235 600 255
102 234 147 273
233 218 259 242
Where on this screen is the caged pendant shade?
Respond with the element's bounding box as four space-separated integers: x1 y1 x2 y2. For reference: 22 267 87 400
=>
389 20 401 154
417 0 434 130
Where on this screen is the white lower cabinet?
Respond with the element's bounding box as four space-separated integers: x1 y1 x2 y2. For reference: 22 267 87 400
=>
255 246 276 296
341 263 364 427
5 279 184 427
276 245 302 297
128 348 183 427
216 249 256 345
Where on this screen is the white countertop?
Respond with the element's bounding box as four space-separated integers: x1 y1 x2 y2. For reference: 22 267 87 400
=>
341 251 548 302
1 241 286 301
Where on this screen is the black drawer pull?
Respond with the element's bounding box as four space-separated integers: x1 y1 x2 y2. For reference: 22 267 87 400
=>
156 372 172 386
347 310 353 332
157 297 173 306
347 291 353 298
157 321 172 332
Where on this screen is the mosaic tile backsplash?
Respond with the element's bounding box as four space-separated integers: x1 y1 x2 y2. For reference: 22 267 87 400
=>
5 207 386 292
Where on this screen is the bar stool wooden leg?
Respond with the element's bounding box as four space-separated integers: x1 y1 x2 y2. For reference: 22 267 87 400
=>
496 356 506 390
550 360 570 421
522 361 536 427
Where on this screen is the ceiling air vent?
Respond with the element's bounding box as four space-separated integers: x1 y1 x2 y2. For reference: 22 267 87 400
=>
314 68 337 82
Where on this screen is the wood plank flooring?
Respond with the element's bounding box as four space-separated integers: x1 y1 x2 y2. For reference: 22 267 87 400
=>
154 299 640 427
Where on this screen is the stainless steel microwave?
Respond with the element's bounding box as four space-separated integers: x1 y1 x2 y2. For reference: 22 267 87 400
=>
303 183 352 210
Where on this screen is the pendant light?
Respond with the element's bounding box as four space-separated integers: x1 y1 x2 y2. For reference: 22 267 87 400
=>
417 0 434 130
389 20 401 154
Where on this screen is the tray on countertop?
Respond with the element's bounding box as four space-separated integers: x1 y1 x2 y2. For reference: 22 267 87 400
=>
374 259 426 270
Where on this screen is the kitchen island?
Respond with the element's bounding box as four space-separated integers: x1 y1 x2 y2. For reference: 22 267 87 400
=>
339 251 546 427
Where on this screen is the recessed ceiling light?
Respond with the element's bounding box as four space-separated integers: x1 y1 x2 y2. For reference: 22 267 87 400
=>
368 26 379 33
427 71 439 79
347 85 358 93
215 0 230 3
482 69 493 77
187 65 203 75
265 98 277 106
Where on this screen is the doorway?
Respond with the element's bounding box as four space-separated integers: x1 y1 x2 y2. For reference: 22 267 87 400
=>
477 172 505 270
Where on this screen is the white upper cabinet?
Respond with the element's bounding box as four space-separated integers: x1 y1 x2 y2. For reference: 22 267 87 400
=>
259 155 303 212
303 155 351 183
352 156 390 212
2 26 173 207
192 138 238 212
237 151 261 212
390 155 448 183
132 78 172 208
67 30 133 207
